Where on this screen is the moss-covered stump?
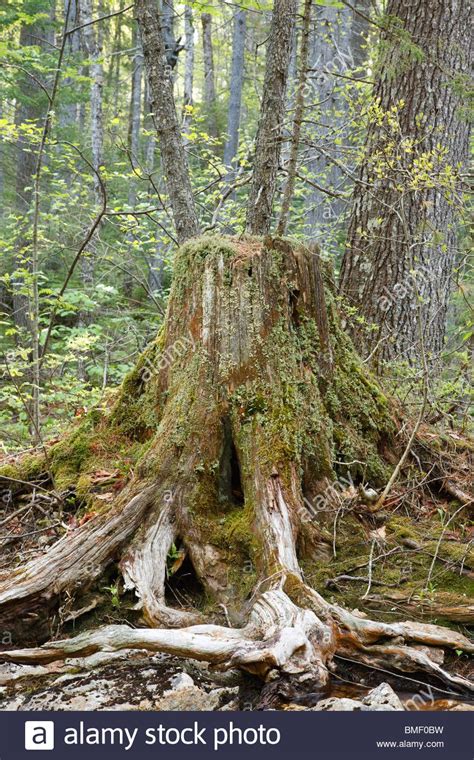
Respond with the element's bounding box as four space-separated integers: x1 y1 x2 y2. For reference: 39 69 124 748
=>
0 237 472 692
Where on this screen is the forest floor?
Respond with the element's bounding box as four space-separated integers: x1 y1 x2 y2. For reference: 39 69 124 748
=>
1 647 473 711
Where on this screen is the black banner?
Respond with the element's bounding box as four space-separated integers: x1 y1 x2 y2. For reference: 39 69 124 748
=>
0 710 472 760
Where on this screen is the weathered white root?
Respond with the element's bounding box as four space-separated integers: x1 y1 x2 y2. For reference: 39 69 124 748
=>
346 642 474 692
1 479 472 695
0 589 335 683
0 463 471 696
295 583 474 692
0 487 155 616
257 473 301 575
330 600 474 653
120 502 203 628
2 567 472 693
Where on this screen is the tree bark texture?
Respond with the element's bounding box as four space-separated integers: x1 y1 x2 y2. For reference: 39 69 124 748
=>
135 0 199 243
339 0 472 365
277 0 312 236
223 9 247 175
201 12 219 139
245 0 298 235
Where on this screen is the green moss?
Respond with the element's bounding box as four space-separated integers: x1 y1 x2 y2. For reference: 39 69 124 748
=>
213 505 257 556
387 515 421 540
172 235 238 302
111 334 164 438
301 504 473 629
0 452 47 491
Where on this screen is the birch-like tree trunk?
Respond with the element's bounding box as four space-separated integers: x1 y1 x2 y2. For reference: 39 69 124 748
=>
124 23 144 296
136 0 199 243
182 5 194 136
80 0 104 284
223 9 246 176
245 0 298 235
61 0 81 127
303 4 355 248
128 25 143 171
277 0 312 236
201 12 218 139
339 0 472 365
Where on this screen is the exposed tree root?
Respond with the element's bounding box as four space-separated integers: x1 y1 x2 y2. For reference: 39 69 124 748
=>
1 571 472 693
0 486 156 628
0 588 333 684
121 502 204 628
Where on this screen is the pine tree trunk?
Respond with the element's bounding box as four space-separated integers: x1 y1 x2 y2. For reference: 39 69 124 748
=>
136 0 199 243
245 0 298 235
339 0 471 365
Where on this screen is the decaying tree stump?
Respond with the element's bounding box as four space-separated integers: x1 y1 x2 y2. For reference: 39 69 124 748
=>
0 237 472 692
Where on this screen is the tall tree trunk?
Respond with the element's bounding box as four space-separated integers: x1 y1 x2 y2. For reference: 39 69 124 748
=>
80 0 104 284
128 25 143 171
339 0 471 366
303 4 355 247
182 5 195 137
13 19 50 335
107 0 124 115
245 0 298 235
162 0 181 69
124 23 144 297
143 79 165 296
223 9 246 176
61 0 81 127
277 0 312 236
201 12 218 139
136 0 199 243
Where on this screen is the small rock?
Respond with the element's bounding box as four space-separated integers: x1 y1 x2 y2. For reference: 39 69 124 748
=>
313 683 405 712
401 538 421 550
156 683 237 712
169 672 194 690
313 697 364 711
362 683 404 711
156 685 218 711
